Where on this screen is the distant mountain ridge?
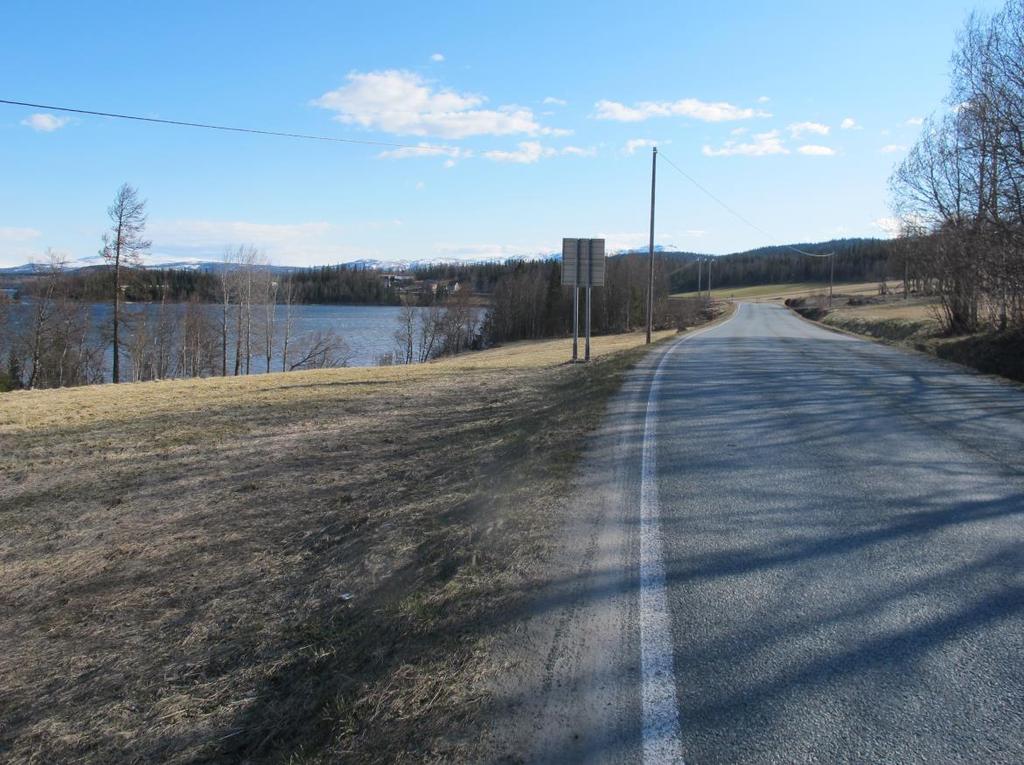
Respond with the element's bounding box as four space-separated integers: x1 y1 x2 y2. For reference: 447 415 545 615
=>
0 238 887 276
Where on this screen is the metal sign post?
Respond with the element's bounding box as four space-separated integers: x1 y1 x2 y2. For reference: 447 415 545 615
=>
584 239 591 361
562 238 605 363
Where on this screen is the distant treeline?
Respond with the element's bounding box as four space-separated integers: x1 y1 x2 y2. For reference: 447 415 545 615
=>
20 263 404 306
5 237 899 308
482 253 699 344
666 238 897 294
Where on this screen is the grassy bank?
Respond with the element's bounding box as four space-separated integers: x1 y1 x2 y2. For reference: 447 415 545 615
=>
0 329 677 763
790 296 1024 384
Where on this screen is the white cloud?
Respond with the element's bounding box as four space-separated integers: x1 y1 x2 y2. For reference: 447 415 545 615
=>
757 96 771 103
415 181 425 190
730 127 748 136
798 144 836 156
872 216 902 237
432 242 547 260
905 116 924 126
840 117 860 130
0 226 41 242
543 96 567 106
880 144 907 153
702 130 788 157
597 231 655 251
624 138 657 155
873 213 926 236
478 141 591 163
21 113 70 132
313 70 565 139
561 145 596 157
377 142 471 160
443 159 456 168
485 141 561 163
788 121 830 137
430 53 445 62
684 229 707 238
144 219 407 266
0 227 45 267
594 97 769 123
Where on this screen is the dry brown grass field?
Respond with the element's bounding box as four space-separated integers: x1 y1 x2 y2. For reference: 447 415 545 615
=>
671 280 902 302
793 293 1024 384
825 298 940 324
1 328 682 763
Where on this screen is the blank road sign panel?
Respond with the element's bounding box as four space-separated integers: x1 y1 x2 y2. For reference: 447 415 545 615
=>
588 239 605 286
562 238 579 286
561 237 605 287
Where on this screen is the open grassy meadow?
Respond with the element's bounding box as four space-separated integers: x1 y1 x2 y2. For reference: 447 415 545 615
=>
672 280 901 302
0 329 677 763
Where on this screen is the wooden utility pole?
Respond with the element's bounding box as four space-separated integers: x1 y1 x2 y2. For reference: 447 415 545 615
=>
646 146 657 344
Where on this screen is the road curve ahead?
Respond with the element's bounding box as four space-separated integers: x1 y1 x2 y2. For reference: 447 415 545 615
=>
493 302 1024 764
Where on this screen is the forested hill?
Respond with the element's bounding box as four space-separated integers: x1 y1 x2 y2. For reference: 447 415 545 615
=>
1 237 898 305
663 238 896 293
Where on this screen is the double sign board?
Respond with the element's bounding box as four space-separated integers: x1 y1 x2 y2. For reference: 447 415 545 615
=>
561 238 606 361
561 238 606 287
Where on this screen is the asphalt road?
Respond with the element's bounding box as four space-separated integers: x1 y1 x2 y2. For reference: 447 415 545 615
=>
492 302 1024 764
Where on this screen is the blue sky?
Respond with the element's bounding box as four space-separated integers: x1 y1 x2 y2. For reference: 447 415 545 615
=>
0 0 1005 267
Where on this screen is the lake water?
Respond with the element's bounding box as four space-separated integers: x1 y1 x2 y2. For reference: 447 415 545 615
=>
52 303 474 374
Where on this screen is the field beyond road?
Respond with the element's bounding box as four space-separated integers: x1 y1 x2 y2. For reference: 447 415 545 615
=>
672 280 901 302
0 328 679 763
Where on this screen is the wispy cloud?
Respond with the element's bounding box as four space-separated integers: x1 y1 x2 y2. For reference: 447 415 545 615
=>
480 142 592 163
0 227 45 267
872 216 902 236
788 121 830 137
594 97 769 123
757 96 771 104
377 142 471 160
432 242 547 260
840 117 860 130
702 130 788 157
313 70 567 139
543 96 567 106
624 138 657 155
21 113 70 132
430 52 445 62
0 226 42 242
144 219 403 266
880 144 907 154
482 141 554 163
905 116 924 126
797 144 836 156
560 145 596 157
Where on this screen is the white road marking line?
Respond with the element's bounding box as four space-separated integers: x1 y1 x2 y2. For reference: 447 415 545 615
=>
639 305 742 764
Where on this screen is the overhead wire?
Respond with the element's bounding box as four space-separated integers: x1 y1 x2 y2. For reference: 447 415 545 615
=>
0 98 452 152
3 99 838 263
656 149 833 259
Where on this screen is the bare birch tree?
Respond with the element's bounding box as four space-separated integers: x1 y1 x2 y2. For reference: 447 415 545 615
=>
279 277 296 372
101 183 150 383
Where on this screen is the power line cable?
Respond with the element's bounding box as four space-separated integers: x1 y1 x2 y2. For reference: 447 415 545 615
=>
656 149 832 259
0 98 452 152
